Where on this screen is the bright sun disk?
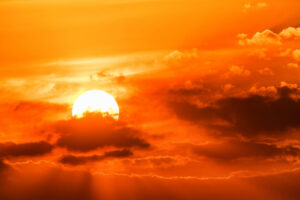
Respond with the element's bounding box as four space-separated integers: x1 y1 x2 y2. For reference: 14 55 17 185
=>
72 90 119 120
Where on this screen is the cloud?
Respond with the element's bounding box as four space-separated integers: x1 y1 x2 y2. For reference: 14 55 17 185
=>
168 87 203 97
244 2 267 10
257 2 267 8
164 49 198 63
238 30 282 46
287 63 299 69
192 140 300 161
238 27 300 47
0 141 53 158
0 101 69 144
236 27 300 61
133 157 177 167
249 85 277 96
7 101 67 117
94 70 126 83
225 65 251 77
223 84 234 92
55 113 150 152
279 27 300 39
60 149 133 165
243 3 251 10
169 86 300 136
258 67 274 76
293 49 300 61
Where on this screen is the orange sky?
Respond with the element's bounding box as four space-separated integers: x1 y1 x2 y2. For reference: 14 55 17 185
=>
1 0 300 199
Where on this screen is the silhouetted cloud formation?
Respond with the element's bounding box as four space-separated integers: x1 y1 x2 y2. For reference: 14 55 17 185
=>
55 113 150 152
0 141 53 158
192 140 300 160
60 149 133 165
170 86 300 136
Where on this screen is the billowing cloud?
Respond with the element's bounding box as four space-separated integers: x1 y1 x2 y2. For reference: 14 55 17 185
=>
55 113 150 152
293 49 300 61
225 65 251 77
258 67 274 76
169 86 300 136
238 30 282 46
279 27 300 39
60 149 133 165
237 27 300 59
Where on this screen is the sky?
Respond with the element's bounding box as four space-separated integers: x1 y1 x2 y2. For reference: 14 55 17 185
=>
0 0 300 199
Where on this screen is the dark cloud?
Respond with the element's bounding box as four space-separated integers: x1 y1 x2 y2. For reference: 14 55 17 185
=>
168 100 216 122
168 88 204 97
55 113 150 152
0 141 53 158
169 86 300 136
60 149 133 165
191 140 300 161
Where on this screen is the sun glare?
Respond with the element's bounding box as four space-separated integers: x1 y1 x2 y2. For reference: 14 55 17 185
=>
72 90 119 120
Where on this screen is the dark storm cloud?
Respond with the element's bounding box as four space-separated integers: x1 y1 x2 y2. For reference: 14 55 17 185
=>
191 140 300 161
169 86 300 136
0 141 53 158
60 149 133 165
55 113 150 152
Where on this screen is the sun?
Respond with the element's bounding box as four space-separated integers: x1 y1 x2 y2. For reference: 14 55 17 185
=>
72 90 119 120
